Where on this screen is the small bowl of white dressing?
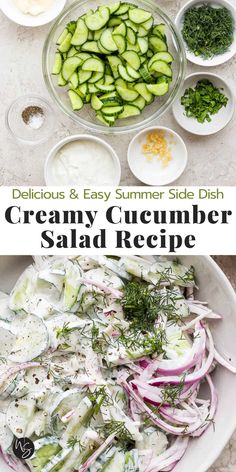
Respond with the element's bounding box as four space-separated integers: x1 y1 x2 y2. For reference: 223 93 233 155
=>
45 135 121 186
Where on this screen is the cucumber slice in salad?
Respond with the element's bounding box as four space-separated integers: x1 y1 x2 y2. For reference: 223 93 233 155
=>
9 314 49 363
51 2 174 126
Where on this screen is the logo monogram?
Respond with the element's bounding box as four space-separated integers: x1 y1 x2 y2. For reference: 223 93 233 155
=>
13 437 35 460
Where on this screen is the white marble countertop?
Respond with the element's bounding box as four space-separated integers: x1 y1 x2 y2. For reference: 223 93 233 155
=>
0 0 236 186
0 1 235 469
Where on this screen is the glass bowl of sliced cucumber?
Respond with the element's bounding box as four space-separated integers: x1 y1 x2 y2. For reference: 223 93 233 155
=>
43 0 186 134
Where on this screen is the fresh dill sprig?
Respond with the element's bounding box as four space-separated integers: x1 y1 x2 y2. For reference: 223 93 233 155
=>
98 420 133 448
161 374 186 407
88 386 114 409
117 326 166 357
121 282 184 330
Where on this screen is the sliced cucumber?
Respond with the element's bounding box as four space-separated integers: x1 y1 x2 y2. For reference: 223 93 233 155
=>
82 57 104 73
108 17 122 27
118 104 140 118
113 22 126 36
113 34 126 53
118 64 134 82
106 2 121 14
148 51 173 67
91 94 103 110
140 63 152 82
7 397 36 438
67 46 78 57
100 29 118 52
146 82 169 95
26 438 61 472
52 52 62 75
126 65 140 79
127 27 136 45
129 8 152 24
142 17 154 31
121 51 140 70
58 71 67 86
78 69 92 84
149 36 167 52
134 82 153 102
85 6 110 31
114 3 130 15
153 23 166 38
58 32 72 53
132 95 146 110
137 37 148 54
69 72 79 89
81 40 100 53
68 90 84 110
71 18 88 46
9 314 49 363
52 2 173 126
97 82 116 92
57 28 69 46
149 60 172 77
117 86 139 101
102 105 124 115
88 71 104 83
107 56 123 79
94 27 105 40
62 56 82 81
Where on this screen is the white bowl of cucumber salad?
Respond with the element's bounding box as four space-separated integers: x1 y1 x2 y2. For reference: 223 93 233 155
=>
42 0 186 134
0 255 236 472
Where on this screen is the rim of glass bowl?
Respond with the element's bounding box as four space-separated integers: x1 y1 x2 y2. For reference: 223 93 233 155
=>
42 0 186 135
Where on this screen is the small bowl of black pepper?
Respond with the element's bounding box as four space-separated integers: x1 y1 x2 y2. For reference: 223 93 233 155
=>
6 95 55 144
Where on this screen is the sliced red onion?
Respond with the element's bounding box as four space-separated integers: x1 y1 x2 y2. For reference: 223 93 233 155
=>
79 277 123 298
132 378 200 407
122 380 208 436
191 374 218 437
145 437 189 472
78 432 116 472
0 449 28 472
148 327 214 387
0 362 41 385
139 325 206 378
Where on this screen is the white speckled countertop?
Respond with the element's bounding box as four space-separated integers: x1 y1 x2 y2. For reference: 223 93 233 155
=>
0 1 235 468
0 0 236 186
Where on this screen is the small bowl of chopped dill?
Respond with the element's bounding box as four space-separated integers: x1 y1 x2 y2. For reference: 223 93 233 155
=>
172 72 235 135
175 0 236 66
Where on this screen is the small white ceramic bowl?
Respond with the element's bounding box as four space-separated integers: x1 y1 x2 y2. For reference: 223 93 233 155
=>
0 0 67 27
172 72 235 135
44 134 121 186
175 0 236 67
127 126 188 186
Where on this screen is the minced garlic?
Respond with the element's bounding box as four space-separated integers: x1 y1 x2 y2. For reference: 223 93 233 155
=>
142 130 173 167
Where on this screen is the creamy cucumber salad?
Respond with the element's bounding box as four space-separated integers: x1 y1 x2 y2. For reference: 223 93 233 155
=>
52 3 173 126
0 256 235 472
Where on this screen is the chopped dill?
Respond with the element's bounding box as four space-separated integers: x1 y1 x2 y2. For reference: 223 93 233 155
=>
182 5 234 58
98 420 134 449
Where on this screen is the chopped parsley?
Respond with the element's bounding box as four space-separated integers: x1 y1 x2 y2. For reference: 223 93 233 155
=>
181 80 229 123
182 5 234 58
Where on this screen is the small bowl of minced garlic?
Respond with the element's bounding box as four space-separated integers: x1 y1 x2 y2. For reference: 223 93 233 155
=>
127 126 188 186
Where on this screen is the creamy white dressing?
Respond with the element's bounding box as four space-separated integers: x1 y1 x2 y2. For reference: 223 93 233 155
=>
50 140 117 186
14 0 53 16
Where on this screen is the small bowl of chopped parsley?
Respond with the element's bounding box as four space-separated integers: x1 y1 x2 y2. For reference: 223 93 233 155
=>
172 72 235 135
175 0 236 66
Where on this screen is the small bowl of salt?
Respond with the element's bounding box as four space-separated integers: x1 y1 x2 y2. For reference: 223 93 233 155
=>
6 95 55 144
